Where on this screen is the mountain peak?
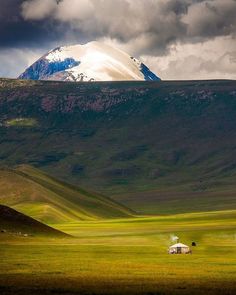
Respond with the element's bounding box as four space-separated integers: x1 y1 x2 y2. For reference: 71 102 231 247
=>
19 41 160 82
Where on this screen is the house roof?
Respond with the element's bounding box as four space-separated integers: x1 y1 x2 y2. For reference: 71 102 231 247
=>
169 243 189 248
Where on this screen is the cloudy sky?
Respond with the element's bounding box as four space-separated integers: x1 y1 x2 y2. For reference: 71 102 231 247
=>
1 0 236 80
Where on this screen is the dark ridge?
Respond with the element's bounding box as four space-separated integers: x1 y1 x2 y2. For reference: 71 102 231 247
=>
0 205 69 237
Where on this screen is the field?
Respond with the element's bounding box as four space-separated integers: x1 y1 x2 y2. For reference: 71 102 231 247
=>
1 210 236 295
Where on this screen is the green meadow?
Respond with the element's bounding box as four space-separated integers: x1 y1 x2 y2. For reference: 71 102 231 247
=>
1 210 236 295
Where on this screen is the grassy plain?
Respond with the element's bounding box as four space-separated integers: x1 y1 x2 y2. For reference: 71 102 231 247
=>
1 210 236 295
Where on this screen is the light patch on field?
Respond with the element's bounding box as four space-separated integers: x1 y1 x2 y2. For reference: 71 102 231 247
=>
5 117 38 127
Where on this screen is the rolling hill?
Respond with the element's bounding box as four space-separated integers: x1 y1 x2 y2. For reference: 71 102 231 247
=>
0 78 236 214
0 205 68 237
0 166 134 223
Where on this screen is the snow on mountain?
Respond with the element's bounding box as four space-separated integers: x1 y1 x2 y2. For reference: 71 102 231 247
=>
19 41 160 82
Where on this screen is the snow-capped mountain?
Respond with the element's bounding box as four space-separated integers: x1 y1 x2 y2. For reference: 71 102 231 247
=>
19 41 160 82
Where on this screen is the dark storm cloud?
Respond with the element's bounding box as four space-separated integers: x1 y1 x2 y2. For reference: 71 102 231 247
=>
16 0 236 55
183 0 236 39
1 0 236 53
0 0 73 48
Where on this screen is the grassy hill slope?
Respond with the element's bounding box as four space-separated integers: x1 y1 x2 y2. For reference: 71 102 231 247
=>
0 78 236 214
0 166 134 223
0 205 68 237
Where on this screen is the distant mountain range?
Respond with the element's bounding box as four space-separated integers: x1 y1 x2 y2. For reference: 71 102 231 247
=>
19 41 160 82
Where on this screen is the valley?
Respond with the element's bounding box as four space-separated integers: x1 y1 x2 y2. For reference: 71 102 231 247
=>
0 78 236 294
2 1 236 294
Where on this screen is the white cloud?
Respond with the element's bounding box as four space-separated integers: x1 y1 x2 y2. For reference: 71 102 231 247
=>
0 48 42 78
55 0 93 21
141 37 236 80
22 0 57 20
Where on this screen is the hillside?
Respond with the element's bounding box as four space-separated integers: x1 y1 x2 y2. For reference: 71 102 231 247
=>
0 205 68 237
0 166 134 223
0 78 236 214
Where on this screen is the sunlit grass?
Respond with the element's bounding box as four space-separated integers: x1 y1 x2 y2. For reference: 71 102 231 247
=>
1 210 236 294
5 118 38 127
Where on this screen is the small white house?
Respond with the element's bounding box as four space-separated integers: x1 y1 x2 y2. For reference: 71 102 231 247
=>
168 243 191 254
